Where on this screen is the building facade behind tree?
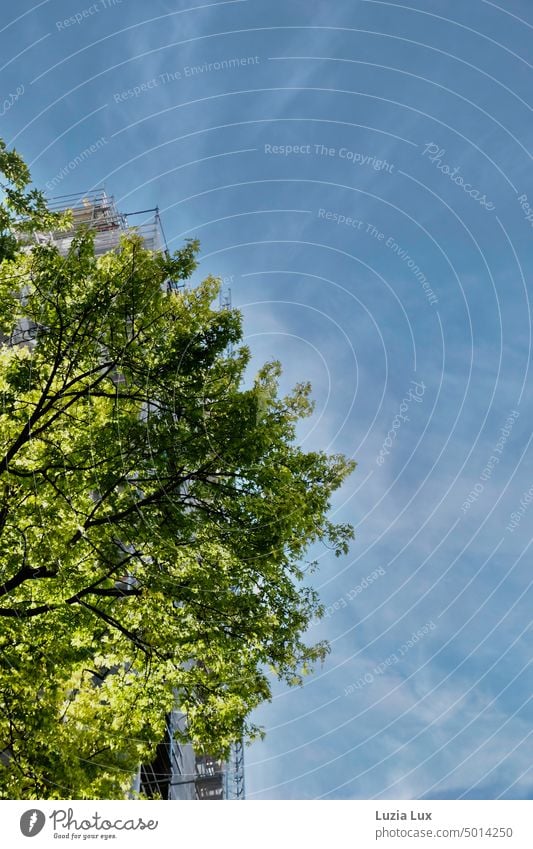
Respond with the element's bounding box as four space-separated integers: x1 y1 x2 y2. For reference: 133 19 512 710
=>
30 189 244 801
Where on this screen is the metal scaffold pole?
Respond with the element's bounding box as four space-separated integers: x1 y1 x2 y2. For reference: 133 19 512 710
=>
226 739 245 800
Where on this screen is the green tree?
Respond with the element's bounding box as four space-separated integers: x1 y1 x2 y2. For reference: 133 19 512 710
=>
0 140 68 262
0 143 355 799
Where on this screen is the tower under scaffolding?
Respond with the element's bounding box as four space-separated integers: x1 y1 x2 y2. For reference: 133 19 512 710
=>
37 189 165 256
36 189 245 800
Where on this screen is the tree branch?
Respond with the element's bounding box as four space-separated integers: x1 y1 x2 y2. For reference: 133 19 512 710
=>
70 598 151 655
0 603 59 617
0 565 57 598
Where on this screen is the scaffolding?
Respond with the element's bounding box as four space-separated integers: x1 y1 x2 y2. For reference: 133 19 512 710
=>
194 754 226 800
36 190 164 256
219 282 234 355
139 737 245 800
225 739 246 800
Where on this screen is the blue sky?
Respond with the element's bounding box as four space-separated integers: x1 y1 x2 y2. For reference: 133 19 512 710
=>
2 0 532 800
